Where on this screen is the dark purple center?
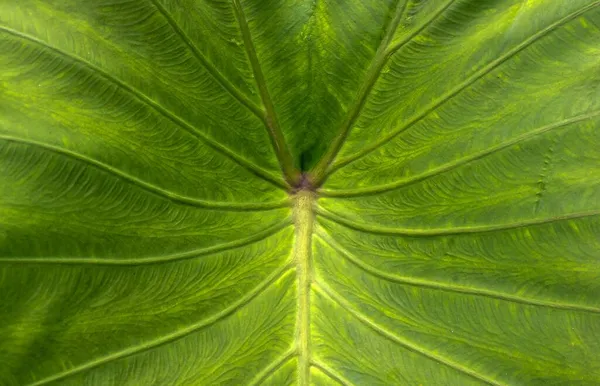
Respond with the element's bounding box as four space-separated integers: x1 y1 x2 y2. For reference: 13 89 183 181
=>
292 173 315 193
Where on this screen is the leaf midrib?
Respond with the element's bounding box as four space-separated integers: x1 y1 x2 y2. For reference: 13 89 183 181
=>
292 191 316 385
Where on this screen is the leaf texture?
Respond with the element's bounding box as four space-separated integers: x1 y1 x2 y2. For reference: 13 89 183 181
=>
1 1 600 385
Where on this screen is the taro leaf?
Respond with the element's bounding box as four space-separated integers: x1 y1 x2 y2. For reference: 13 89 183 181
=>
1 0 600 385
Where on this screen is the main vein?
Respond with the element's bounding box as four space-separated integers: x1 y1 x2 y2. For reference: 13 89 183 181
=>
231 0 299 186
292 191 316 385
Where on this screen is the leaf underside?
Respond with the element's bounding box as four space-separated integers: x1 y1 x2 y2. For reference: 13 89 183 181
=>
1 1 600 385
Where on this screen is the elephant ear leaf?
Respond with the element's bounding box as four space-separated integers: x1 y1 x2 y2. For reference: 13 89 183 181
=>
1 1 600 385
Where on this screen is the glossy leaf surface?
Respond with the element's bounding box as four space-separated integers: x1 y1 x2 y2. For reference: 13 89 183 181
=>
1 1 600 385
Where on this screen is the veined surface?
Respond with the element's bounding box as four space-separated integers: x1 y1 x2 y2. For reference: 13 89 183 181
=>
1 0 600 385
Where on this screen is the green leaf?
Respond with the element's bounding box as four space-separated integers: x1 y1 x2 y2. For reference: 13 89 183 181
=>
1 0 600 385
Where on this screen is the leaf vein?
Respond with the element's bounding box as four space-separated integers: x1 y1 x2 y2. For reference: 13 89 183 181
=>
330 1 600 173
313 281 503 386
310 0 413 182
231 0 298 185
0 135 290 211
247 349 296 386
0 221 292 266
147 0 264 119
316 208 600 237
321 110 600 197
0 25 286 189
315 231 600 314
310 361 355 386
28 265 294 386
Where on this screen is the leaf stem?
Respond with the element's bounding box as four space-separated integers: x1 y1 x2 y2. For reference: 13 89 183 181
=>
232 0 300 186
292 191 316 385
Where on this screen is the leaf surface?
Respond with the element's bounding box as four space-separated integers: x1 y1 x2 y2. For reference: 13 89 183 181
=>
1 1 600 385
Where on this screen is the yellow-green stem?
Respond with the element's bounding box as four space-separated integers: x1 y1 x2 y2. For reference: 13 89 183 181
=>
292 190 316 385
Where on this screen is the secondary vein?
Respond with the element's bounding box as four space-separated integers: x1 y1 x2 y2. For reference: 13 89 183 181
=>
148 0 264 119
0 220 292 266
321 110 600 197
329 1 600 173
310 361 355 386
29 265 294 386
1 135 290 211
313 281 503 386
247 349 296 386
315 230 600 314
0 26 287 190
309 0 409 184
231 0 299 186
316 208 600 237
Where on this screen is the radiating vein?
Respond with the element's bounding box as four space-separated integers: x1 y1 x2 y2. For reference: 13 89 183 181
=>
310 0 410 183
316 208 600 237
231 0 298 186
320 110 600 197
147 0 264 119
0 220 292 266
0 26 287 190
310 361 354 386
247 349 296 386
0 135 290 210
385 0 457 55
315 230 600 314
28 265 294 386
314 281 503 386
329 1 600 173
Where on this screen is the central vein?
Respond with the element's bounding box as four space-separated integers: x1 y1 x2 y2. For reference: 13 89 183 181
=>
293 190 316 385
